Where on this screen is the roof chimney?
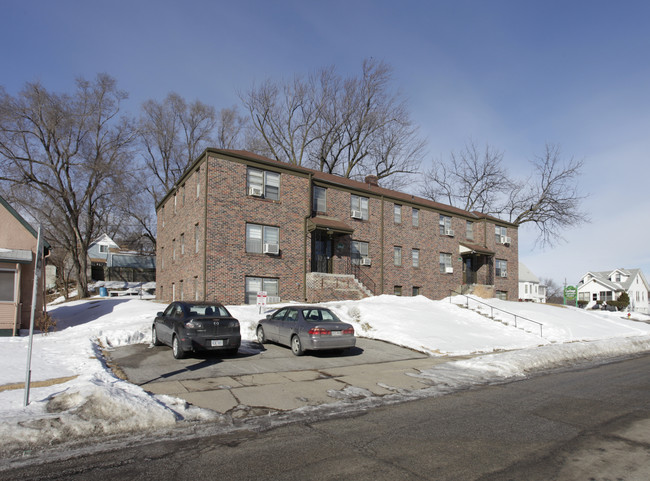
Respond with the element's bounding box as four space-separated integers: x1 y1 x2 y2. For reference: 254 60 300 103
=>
365 175 379 186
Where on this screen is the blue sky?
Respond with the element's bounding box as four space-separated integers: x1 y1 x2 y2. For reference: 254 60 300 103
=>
3 0 650 287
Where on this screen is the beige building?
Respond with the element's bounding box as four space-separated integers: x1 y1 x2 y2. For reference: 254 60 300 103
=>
0 196 50 335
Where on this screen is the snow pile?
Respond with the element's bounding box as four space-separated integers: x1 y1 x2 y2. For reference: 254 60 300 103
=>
0 294 649 456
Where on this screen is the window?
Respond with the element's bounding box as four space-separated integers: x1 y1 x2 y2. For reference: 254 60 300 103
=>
246 223 279 254
196 168 201 199
412 208 419 227
394 286 402 296
245 277 279 305
495 225 507 243
351 240 370 265
439 215 453 235
412 286 420 296
394 204 402 224
247 168 280 200
194 276 199 301
412 249 420 268
496 290 508 301
495 259 508 277
466 221 474 240
180 233 185 256
161 205 165 227
99 244 108 253
160 247 164 271
179 280 184 301
174 193 177 214
172 239 176 260
181 184 185 206
195 223 200 253
439 253 452 273
0 270 16 302
350 195 369 220
313 186 327 213
394 246 402 266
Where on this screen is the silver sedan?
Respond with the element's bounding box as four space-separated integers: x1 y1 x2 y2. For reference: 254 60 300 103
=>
256 306 356 356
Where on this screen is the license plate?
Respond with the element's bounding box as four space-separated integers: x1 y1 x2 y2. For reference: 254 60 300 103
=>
331 331 342 336
211 340 224 347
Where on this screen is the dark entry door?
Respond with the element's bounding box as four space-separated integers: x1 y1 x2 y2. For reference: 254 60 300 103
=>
312 230 333 273
463 257 476 284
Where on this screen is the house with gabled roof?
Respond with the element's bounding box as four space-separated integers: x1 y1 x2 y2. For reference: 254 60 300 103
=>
155 149 519 305
518 262 546 303
577 268 650 313
0 195 50 335
88 234 155 282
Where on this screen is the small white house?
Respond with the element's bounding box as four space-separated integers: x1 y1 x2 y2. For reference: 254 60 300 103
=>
518 263 546 303
577 268 650 313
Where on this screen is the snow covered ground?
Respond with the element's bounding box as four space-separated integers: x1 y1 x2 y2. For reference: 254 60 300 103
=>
1 294 650 458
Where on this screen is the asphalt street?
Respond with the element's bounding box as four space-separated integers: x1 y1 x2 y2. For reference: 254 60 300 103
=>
4 353 650 480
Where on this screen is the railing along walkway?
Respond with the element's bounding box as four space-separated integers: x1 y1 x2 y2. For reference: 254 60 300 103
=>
450 290 544 337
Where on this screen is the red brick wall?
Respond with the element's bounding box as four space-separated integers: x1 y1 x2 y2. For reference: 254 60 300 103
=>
156 151 520 304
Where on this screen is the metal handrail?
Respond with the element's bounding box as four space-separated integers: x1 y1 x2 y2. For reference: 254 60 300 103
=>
450 290 544 337
346 258 376 295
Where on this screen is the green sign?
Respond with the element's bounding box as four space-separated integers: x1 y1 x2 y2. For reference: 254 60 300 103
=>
564 285 577 306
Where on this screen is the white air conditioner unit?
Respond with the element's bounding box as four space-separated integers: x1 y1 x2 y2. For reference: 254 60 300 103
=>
499 235 512 245
249 186 263 197
500 271 508 278
445 228 454 237
445 266 454 273
504 236 511 245
263 243 279 255
360 257 372 266
351 210 363 219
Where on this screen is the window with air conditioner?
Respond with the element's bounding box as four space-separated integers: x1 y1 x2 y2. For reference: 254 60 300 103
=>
439 252 452 273
495 225 507 244
351 240 370 266
350 195 369 220
247 168 280 200
246 223 280 254
495 259 508 278
439 215 452 236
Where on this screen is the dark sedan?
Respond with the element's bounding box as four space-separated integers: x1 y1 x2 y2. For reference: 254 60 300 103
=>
152 301 241 359
256 306 356 356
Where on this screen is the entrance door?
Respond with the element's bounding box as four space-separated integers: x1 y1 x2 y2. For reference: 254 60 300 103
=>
312 230 333 273
463 257 476 284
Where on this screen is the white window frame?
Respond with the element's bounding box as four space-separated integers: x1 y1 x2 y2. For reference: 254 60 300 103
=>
246 223 280 254
412 208 419 227
350 195 369 220
439 215 452 235
495 259 508 277
245 277 279 305
495 225 507 243
394 204 402 224
351 240 370 265
439 252 452 273
466 221 474 240
412 249 420 268
394 246 402 266
247 168 280 200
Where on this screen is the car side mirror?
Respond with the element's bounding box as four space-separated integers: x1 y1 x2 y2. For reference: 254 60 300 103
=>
156 312 163 317
266 314 272 319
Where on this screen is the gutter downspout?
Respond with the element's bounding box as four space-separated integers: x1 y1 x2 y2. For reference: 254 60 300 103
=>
380 195 384 294
304 173 313 301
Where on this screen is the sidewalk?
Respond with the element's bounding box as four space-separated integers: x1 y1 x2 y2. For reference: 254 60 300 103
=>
140 356 464 414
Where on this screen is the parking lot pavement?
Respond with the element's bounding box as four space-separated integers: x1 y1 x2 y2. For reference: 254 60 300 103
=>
107 338 465 414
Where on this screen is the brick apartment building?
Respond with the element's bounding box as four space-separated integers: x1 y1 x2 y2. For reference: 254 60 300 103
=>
156 149 518 305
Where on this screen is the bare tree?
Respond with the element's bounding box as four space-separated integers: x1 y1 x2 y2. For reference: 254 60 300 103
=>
139 93 218 205
217 105 249 149
422 142 589 246
242 59 425 185
0 74 137 297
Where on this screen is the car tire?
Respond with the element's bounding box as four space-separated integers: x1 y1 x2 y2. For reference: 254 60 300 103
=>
152 325 162 346
291 335 304 356
172 335 186 359
256 326 266 344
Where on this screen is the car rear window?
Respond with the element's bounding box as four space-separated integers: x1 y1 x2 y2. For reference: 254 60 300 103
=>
301 309 340 322
187 305 230 317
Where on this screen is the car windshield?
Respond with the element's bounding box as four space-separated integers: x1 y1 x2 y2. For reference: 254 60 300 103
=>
301 309 340 322
186 304 230 317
